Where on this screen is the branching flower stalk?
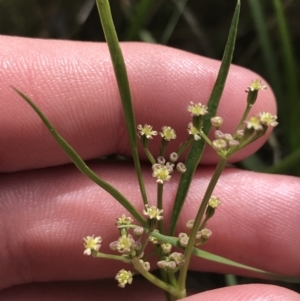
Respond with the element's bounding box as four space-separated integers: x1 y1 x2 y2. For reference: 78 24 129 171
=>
13 0 288 300
81 78 276 299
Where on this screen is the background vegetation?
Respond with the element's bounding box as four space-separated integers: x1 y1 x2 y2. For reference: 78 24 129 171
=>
1 0 299 295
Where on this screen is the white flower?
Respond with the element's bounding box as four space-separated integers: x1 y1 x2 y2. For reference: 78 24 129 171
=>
115 269 133 288
137 124 157 139
259 112 278 127
83 235 102 255
160 126 176 141
245 116 263 131
187 122 201 140
152 164 171 183
143 205 163 220
187 102 208 116
246 79 267 92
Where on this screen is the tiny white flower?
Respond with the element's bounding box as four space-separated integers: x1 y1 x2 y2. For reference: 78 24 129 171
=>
160 126 176 141
259 112 278 127
152 164 171 183
246 79 267 92
187 102 208 116
143 205 163 220
115 269 133 288
245 116 263 131
83 235 102 255
187 122 201 140
137 124 157 139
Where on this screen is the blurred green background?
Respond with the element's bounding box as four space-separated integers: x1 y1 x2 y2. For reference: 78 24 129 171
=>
1 0 299 295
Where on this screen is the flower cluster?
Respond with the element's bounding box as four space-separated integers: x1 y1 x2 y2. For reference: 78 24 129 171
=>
208 102 277 157
157 252 185 271
82 78 278 292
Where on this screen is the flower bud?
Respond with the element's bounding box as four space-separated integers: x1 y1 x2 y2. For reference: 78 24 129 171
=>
211 116 224 129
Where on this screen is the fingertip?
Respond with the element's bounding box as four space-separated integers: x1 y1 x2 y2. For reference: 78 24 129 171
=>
184 284 300 301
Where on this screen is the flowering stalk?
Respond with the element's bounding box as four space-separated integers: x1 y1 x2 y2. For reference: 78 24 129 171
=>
234 79 267 136
177 158 228 290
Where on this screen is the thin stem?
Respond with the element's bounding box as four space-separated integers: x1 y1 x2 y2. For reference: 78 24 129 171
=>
144 147 156 165
160 139 169 157
178 158 228 290
138 230 152 258
199 131 213 147
94 252 131 263
132 258 185 299
157 183 165 234
234 103 252 137
176 136 193 157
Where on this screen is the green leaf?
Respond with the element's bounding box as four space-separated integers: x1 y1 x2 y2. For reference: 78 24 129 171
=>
151 231 300 283
95 0 148 206
169 0 241 235
192 248 300 283
13 87 147 228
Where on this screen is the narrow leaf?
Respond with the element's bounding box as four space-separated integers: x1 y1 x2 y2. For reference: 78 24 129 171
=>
95 0 148 206
169 0 241 235
151 231 300 283
13 87 147 227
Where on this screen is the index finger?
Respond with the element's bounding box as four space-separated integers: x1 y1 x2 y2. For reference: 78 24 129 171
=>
0 36 276 172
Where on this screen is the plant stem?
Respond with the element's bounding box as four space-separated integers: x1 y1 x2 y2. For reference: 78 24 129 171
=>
234 103 252 136
132 258 185 299
178 158 228 290
144 147 156 165
157 183 165 234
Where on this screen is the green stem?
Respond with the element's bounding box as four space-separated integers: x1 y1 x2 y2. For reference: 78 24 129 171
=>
178 158 228 290
95 0 148 206
144 147 156 165
199 131 213 147
234 103 252 137
157 183 165 234
160 139 169 157
94 252 131 263
176 136 193 157
132 258 185 299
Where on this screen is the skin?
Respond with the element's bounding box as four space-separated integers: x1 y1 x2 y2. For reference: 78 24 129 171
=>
0 35 299 300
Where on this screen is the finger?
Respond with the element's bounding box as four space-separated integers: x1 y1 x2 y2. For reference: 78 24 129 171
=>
0 36 276 172
0 281 299 301
185 284 300 301
0 163 299 289
0 279 165 301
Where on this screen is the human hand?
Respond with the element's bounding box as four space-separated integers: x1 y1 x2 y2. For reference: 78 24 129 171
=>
0 36 299 300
